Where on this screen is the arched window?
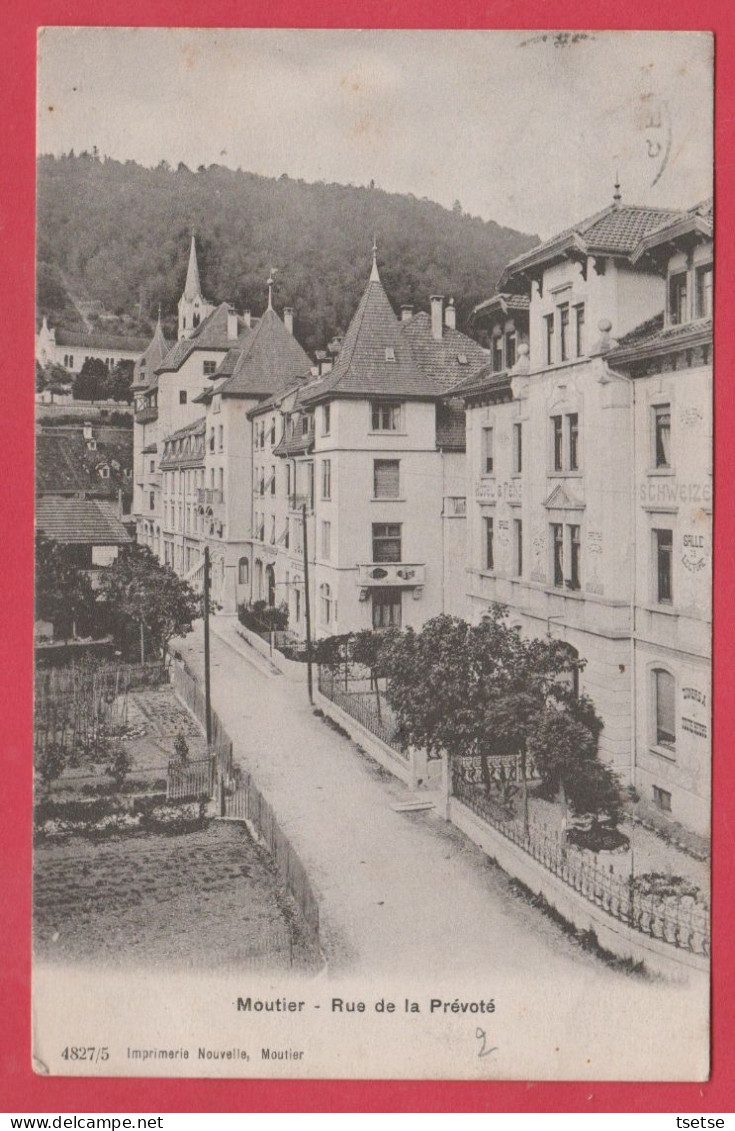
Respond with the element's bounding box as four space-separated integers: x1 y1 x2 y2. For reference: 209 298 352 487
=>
238 557 249 585
320 583 332 626
653 668 676 751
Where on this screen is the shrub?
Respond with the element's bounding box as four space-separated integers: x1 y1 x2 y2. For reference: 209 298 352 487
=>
174 732 190 765
106 745 133 789
36 742 66 789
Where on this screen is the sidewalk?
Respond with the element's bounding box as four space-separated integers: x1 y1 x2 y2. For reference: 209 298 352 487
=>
175 620 624 981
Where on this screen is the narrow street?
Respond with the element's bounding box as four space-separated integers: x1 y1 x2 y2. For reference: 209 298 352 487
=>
174 619 625 984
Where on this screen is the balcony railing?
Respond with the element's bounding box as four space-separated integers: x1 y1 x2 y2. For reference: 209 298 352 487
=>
444 496 467 517
197 488 223 505
356 563 426 587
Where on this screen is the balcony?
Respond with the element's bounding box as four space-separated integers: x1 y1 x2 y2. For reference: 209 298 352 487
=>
356 563 426 588
197 488 223 506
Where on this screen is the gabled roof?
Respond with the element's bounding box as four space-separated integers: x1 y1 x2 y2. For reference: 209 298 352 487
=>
213 308 312 399
156 303 252 374
162 416 207 444
500 203 686 286
399 311 488 392
609 313 712 366
36 496 133 545
450 361 513 401
300 266 437 406
471 292 531 319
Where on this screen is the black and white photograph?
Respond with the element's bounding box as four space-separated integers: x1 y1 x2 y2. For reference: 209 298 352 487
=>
32 27 713 1080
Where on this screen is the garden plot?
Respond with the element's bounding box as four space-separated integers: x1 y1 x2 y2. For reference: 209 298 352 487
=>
34 821 320 973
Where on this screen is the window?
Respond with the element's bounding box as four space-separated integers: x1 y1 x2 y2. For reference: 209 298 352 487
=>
654 529 673 603
259 469 265 496
652 785 672 812
270 418 276 445
284 519 290 550
372 587 402 629
301 415 310 436
559 304 570 362
552 416 563 471
372 523 402 563
653 669 676 751
149 459 155 473
492 336 503 373
545 314 555 365
179 390 187 405
320 583 333 626
669 272 688 325
514 519 523 577
219 467 224 494
371 401 401 431
286 464 291 498
513 423 522 474
209 429 215 452
551 523 564 587
575 304 585 357
321 520 331 559
322 459 332 500
149 491 155 511
374 459 400 499
569 524 581 589
270 466 276 496
259 422 265 448
484 515 494 570
482 427 494 475
653 405 671 469
218 426 224 452
254 424 259 450
505 332 517 371
696 265 713 319
322 404 331 435
270 515 276 544
203 360 217 376
568 414 579 470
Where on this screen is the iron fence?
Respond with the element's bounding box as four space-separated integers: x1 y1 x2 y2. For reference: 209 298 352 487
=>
167 755 216 801
317 665 407 759
169 657 233 780
452 762 710 957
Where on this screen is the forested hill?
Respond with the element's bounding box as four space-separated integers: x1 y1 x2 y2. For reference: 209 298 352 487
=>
37 153 539 354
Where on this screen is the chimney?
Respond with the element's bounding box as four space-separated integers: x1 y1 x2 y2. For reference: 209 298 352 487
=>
400 304 414 323
444 298 456 331
283 307 294 335
227 305 239 340
243 309 251 329
430 295 444 340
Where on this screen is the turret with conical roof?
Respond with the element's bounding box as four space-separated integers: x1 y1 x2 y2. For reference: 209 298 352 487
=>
132 307 172 390
178 236 215 341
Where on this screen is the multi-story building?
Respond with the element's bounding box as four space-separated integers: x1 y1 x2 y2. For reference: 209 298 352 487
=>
36 316 151 375
457 193 712 833
246 251 488 640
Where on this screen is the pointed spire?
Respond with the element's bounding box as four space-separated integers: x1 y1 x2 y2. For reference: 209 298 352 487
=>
267 266 277 310
613 170 622 206
183 235 202 300
370 234 380 282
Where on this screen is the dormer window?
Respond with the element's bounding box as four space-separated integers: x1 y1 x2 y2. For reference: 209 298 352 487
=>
492 335 503 373
457 353 468 366
203 360 217 377
696 265 713 319
669 272 688 325
385 347 396 362
301 415 310 436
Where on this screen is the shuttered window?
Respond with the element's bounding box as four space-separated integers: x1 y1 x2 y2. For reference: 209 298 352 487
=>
374 459 400 498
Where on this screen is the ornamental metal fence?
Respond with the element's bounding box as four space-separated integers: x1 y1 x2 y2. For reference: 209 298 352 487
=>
452 760 710 958
166 755 216 801
317 664 408 759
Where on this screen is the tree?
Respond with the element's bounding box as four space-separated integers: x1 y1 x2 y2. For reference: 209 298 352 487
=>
106 744 133 790
107 360 134 403
382 608 619 829
100 544 200 662
350 628 399 718
35 533 98 641
73 357 109 402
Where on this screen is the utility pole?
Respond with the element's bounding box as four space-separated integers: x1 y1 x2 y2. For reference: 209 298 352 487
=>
302 503 314 705
203 545 212 745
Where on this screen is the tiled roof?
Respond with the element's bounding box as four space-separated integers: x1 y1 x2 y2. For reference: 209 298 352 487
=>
273 421 314 457
471 292 531 318
141 442 158 454
301 271 437 406
435 398 466 451
215 308 312 399
399 312 488 392
36 496 133 545
183 237 203 301
54 328 151 352
36 428 133 496
162 416 207 444
156 304 252 374
610 314 712 361
451 361 513 400
502 203 687 284
135 406 158 424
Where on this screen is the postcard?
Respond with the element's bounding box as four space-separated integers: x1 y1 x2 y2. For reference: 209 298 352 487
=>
32 27 713 1080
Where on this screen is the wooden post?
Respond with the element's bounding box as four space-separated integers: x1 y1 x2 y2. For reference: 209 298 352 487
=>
302 504 314 705
203 546 212 746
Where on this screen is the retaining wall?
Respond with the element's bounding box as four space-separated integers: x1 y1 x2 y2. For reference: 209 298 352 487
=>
449 797 709 982
234 623 308 682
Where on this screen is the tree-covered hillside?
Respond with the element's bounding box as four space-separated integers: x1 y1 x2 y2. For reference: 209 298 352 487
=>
37 153 538 354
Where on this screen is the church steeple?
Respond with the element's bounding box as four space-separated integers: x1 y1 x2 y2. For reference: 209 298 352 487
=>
178 235 214 340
